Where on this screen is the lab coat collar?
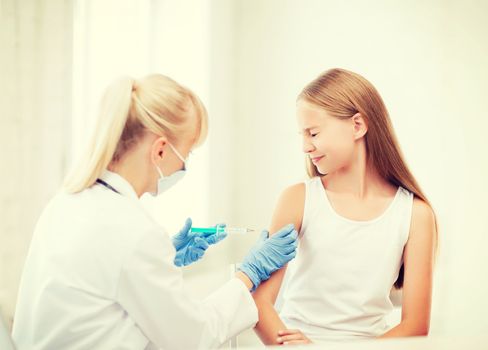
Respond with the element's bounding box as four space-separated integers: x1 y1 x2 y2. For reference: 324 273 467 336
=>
99 170 140 200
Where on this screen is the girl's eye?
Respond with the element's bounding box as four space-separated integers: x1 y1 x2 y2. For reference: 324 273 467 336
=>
311 132 318 137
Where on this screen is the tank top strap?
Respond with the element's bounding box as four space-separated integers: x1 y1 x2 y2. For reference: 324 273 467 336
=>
392 186 414 247
300 177 324 236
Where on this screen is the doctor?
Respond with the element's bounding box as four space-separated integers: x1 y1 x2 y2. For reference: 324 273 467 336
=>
12 74 298 349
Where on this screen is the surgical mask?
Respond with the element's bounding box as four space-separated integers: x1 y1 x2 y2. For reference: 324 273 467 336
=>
151 142 188 196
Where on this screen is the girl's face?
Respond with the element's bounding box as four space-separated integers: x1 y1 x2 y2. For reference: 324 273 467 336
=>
296 100 358 175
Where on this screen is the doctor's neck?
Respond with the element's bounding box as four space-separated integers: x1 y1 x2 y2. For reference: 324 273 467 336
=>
108 143 154 198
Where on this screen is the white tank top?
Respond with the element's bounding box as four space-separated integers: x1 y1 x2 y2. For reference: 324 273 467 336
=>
278 177 413 343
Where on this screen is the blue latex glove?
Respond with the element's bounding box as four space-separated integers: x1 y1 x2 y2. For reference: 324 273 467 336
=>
172 218 228 267
201 223 228 245
238 224 298 291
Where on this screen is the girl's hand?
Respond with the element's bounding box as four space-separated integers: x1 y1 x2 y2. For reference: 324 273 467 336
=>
276 329 312 345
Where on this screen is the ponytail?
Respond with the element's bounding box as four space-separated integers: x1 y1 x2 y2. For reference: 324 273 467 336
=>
63 77 134 193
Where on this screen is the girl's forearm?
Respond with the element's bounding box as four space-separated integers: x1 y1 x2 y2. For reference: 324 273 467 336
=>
379 319 429 338
235 271 253 291
253 299 287 345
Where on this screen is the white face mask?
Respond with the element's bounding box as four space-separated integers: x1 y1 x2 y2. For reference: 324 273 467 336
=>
151 142 188 196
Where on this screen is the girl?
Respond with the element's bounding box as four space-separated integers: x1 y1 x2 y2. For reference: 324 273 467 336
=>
253 68 437 345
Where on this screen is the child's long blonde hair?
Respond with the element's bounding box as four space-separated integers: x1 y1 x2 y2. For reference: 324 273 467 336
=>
64 74 208 193
299 68 436 288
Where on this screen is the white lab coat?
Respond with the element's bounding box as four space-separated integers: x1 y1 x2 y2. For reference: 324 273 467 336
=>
12 171 258 350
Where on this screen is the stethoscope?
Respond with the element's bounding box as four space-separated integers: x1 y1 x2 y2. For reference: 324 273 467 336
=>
96 178 120 195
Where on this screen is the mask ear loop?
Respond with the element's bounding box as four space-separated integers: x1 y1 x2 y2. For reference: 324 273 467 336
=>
154 164 164 179
167 142 188 171
167 142 186 163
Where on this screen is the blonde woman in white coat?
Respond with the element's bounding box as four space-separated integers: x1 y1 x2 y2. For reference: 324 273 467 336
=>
12 75 298 350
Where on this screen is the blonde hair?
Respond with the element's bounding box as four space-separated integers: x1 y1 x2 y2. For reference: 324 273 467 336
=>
64 74 208 193
299 68 437 288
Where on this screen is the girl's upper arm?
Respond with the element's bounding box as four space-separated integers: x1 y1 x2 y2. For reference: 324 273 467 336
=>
253 183 305 303
400 198 437 333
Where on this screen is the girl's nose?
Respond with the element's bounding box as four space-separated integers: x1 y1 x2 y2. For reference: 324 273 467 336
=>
302 138 315 154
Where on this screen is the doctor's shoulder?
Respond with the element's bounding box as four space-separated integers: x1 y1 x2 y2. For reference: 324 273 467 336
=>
58 185 159 236
269 182 305 236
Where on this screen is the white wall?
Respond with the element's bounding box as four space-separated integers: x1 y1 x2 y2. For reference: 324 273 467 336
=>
0 0 73 327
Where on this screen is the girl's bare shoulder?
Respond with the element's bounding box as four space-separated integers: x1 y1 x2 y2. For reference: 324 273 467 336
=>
270 182 306 233
409 197 437 242
280 182 305 199
412 198 435 225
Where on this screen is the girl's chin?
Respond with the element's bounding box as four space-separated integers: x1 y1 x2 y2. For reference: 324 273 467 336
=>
315 166 328 175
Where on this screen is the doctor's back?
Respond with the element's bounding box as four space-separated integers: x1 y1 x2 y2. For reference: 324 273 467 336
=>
12 175 171 349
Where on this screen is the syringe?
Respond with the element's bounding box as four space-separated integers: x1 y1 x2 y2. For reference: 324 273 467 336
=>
191 226 254 237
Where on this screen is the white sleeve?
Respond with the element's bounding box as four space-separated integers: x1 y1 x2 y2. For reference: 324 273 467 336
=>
115 229 258 349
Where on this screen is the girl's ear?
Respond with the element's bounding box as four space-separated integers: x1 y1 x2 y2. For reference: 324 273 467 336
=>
150 136 167 164
352 113 368 140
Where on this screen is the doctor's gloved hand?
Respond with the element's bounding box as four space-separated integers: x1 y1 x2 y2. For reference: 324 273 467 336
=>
205 223 228 245
238 224 298 291
172 219 228 267
172 218 207 267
